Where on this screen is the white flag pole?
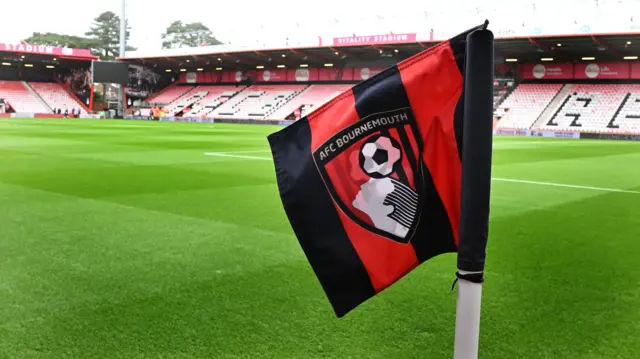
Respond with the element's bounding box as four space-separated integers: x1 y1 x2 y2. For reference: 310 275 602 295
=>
453 271 484 359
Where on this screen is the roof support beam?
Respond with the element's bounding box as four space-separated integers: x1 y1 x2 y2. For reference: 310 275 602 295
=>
254 51 301 67
371 45 384 53
526 37 570 60
221 52 261 66
290 48 334 63
527 37 554 53
590 35 622 57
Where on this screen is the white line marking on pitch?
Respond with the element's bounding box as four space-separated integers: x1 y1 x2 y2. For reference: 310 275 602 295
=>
204 152 272 160
204 150 270 155
203 152 639 195
492 178 640 194
494 141 550 145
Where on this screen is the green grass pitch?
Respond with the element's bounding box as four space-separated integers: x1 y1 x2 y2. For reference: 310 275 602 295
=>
0 118 639 359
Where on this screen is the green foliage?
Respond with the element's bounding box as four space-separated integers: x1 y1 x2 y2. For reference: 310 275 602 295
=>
161 21 223 49
23 13 224 59
85 11 136 60
23 11 137 60
23 32 97 49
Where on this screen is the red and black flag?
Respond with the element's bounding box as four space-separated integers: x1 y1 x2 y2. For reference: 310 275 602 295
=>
268 25 492 317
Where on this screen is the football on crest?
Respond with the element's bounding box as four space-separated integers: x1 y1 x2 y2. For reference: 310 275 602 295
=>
359 135 402 178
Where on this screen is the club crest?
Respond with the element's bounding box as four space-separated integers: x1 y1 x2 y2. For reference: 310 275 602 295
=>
313 108 425 244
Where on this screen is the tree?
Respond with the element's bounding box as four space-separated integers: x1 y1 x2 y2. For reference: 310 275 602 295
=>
161 21 223 49
23 32 97 49
85 11 136 60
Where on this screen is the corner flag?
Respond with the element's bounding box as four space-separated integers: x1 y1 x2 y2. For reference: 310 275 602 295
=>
267 23 494 321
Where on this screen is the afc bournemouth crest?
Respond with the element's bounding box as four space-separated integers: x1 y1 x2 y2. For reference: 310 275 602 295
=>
313 108 425 244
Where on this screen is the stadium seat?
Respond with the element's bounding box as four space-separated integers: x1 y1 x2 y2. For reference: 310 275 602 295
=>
267 84 353 120
214 85 307 120
29 82 86 114
163 86 219 116
148 86 195 105
541 84 640 134
183 86 246 117
0 81 50 113
612 92 640 133
493 79 513 108
497 84 563 130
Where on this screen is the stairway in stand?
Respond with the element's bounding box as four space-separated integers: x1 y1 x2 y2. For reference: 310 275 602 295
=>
23 82 52 112
531 84 574 129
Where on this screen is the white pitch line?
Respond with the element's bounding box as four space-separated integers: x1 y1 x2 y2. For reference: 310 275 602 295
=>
494 141 552 145
204 152 272 160
492 177 640 195
203 152 639 195
204 150 270 155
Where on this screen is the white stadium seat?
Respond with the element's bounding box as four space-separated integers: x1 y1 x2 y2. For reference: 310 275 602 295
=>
497 84 563 130
541 84 640 134
0 81 50 113
29 82 86 114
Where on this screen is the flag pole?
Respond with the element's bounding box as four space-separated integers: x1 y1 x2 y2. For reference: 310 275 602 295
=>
453 22 494 359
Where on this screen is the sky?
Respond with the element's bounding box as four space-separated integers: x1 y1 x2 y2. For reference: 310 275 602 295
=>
2 0 443 49
1 0 637 53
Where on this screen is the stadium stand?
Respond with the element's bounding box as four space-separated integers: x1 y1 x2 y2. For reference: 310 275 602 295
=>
29 83 86 114
148 85 195 105
214 85 307 120
493 79 513 108
183 85 246 117
612 92 640 133
0 81 50 113
163 86 221 116
540 84 640 133
267 84 353 120
496 84 563 130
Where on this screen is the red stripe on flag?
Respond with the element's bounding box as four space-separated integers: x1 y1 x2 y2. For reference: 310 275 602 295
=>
397 42 463 245
335 210 419 292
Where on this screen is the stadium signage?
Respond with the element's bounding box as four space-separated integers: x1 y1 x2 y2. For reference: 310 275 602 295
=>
494 129 531 136
1 43 55 55
522 62 634 80
580 133 640 141
550 131 580 139
0 43 93 58
632 63 640 79
332 33 417 46
316 109 411 163
575 62 630 79
522 63 573 79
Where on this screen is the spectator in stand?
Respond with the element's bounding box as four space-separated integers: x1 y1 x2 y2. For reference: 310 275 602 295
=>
57 108 62 115
52 108 57 115
71 109 76 118
64 108 69 118
76 109 81 118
